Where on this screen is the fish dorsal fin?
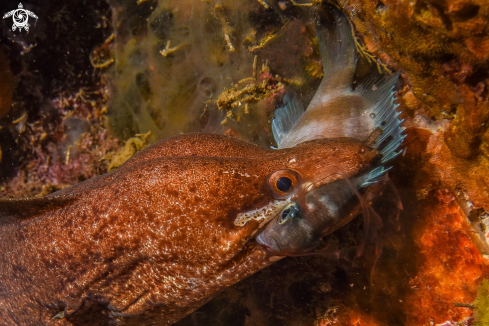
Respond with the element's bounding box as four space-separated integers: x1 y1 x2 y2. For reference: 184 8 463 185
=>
358 73 406 186
357 72 406 162
0 193 78 225
272 93 305 148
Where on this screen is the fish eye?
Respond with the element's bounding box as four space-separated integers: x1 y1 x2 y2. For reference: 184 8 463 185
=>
268 170 300 198
279 202 301 225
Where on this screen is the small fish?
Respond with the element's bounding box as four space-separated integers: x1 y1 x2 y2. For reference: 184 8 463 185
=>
257 8 404 255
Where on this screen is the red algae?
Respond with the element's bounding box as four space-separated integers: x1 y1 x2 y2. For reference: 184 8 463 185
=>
0 87 122 198
336 2 489 321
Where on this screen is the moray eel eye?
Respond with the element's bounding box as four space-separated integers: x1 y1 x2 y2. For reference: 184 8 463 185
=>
276 177 292 192
268 170 299 198
279 202 301 225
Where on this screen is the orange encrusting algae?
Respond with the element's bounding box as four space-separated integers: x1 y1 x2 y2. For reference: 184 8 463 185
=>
405 189 489 325
339 3 489 321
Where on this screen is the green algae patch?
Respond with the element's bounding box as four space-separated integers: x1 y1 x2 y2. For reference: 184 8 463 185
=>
475 279 489 326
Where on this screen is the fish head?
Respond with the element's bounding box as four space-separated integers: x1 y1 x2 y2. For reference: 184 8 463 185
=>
256 201 319 255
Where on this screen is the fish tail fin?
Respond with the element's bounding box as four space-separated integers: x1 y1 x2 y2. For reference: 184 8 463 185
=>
315 7 357 90
273 8 359 148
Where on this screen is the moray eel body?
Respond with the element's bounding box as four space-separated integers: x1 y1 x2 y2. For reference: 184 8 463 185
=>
0 134 379 325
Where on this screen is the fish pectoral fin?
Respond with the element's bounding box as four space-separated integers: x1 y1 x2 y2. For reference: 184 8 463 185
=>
361 165 392 187
0 193 78 224
272 93 304 148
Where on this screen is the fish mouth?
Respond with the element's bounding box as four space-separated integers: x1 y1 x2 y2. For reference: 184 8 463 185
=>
256 230 282 254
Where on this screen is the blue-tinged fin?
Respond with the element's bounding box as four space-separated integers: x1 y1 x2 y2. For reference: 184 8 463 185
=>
272 93 304 148
358 73 405 187
361 166 392 187
0 193 78 225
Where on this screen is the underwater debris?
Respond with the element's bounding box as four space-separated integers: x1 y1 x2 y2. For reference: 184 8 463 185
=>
12 112 27 134
90 33 115 69
216 73 283 111
214 59 288 142
212 3 236 52
291 0 319 7
65 145 72 165
101 131 151 171
256 0 270 9
159 40 186 57
248 32 278 52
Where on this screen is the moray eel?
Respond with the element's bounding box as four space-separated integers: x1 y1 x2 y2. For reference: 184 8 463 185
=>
0 8 403 326
0 134 379 325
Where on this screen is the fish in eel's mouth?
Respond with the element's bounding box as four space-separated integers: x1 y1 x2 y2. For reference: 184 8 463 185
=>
253 6 405 256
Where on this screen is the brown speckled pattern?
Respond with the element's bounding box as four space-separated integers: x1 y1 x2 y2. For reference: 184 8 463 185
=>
0 133 376 325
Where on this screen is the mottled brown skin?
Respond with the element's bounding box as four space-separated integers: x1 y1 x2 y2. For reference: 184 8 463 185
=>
0 133 378 325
